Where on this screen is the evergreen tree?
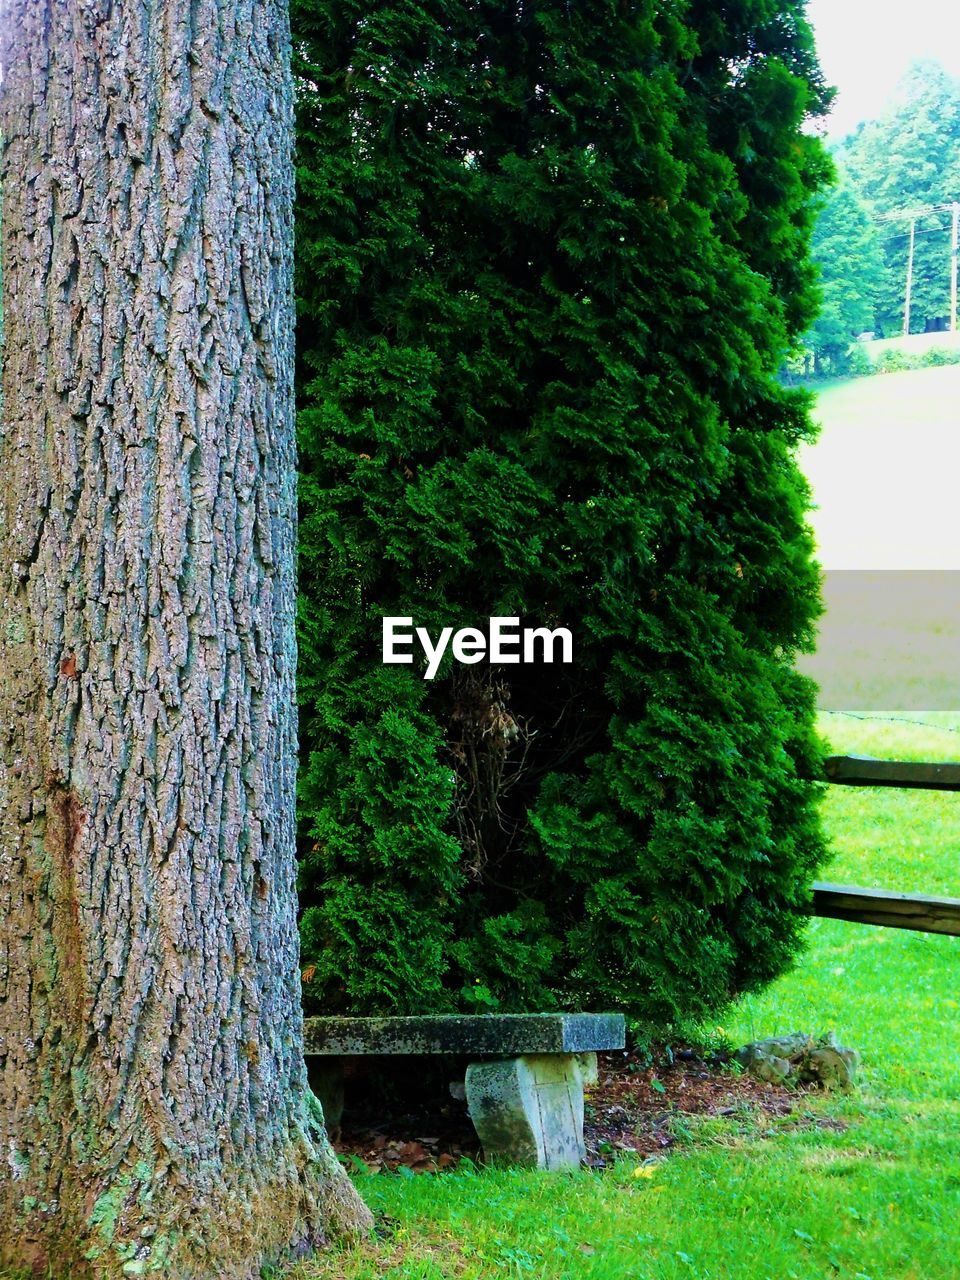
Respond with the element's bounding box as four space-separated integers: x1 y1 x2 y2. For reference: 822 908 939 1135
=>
840 60 960 334
807 180 887 371
292 0 830 1032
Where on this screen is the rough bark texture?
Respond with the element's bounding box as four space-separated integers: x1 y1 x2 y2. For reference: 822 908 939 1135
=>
0 1 370 1274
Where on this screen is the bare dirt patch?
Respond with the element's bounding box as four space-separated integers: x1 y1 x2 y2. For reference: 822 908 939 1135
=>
332 1046 845 1175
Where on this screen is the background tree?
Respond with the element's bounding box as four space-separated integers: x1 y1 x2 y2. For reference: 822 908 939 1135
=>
840 60 960 334
292 0 830 1031
0 1 368 1274
807 180 887 373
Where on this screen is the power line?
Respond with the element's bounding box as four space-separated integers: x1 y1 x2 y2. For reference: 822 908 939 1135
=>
884 225 951 242
871 202 958 224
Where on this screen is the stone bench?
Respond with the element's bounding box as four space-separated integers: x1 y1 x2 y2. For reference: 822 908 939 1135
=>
304 1012 625 1169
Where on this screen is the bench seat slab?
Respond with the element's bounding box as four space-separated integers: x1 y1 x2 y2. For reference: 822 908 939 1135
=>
304 1012 624 1057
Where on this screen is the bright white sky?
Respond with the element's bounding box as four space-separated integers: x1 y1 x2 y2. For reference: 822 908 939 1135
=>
807 0 960 138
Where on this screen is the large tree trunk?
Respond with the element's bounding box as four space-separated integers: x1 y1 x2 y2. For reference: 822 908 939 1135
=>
0 1 369 1274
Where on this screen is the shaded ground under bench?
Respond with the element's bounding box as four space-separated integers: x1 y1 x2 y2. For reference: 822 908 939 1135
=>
304 1013 625 1169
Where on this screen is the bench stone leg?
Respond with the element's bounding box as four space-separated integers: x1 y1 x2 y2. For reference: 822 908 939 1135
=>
465 1053 586 1169
306 1057 345 1135
575 1051 598 1086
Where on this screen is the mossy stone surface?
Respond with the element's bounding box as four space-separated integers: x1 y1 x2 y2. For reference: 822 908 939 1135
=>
465 1053 587 1169
303 1013 624 1057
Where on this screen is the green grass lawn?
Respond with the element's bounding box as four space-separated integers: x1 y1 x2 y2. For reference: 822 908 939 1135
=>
302 710 960 1280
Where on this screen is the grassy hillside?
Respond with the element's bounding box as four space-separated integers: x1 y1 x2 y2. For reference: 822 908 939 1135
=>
798 365 960 710
801 364 960 570
862 332 960 362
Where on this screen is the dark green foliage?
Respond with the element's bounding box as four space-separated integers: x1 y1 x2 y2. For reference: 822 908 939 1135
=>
806 180 887 374
292 0 830 1032
839 61 960 336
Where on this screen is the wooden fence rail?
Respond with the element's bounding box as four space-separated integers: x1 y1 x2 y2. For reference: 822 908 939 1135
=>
824 754 960 791
808 755 960 937
811 881 960 937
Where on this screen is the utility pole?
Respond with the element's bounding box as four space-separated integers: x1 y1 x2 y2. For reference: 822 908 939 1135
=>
951 202 959 333
904 217 916 336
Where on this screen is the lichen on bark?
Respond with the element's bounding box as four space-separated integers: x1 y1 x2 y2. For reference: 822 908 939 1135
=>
0 0 370 1274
